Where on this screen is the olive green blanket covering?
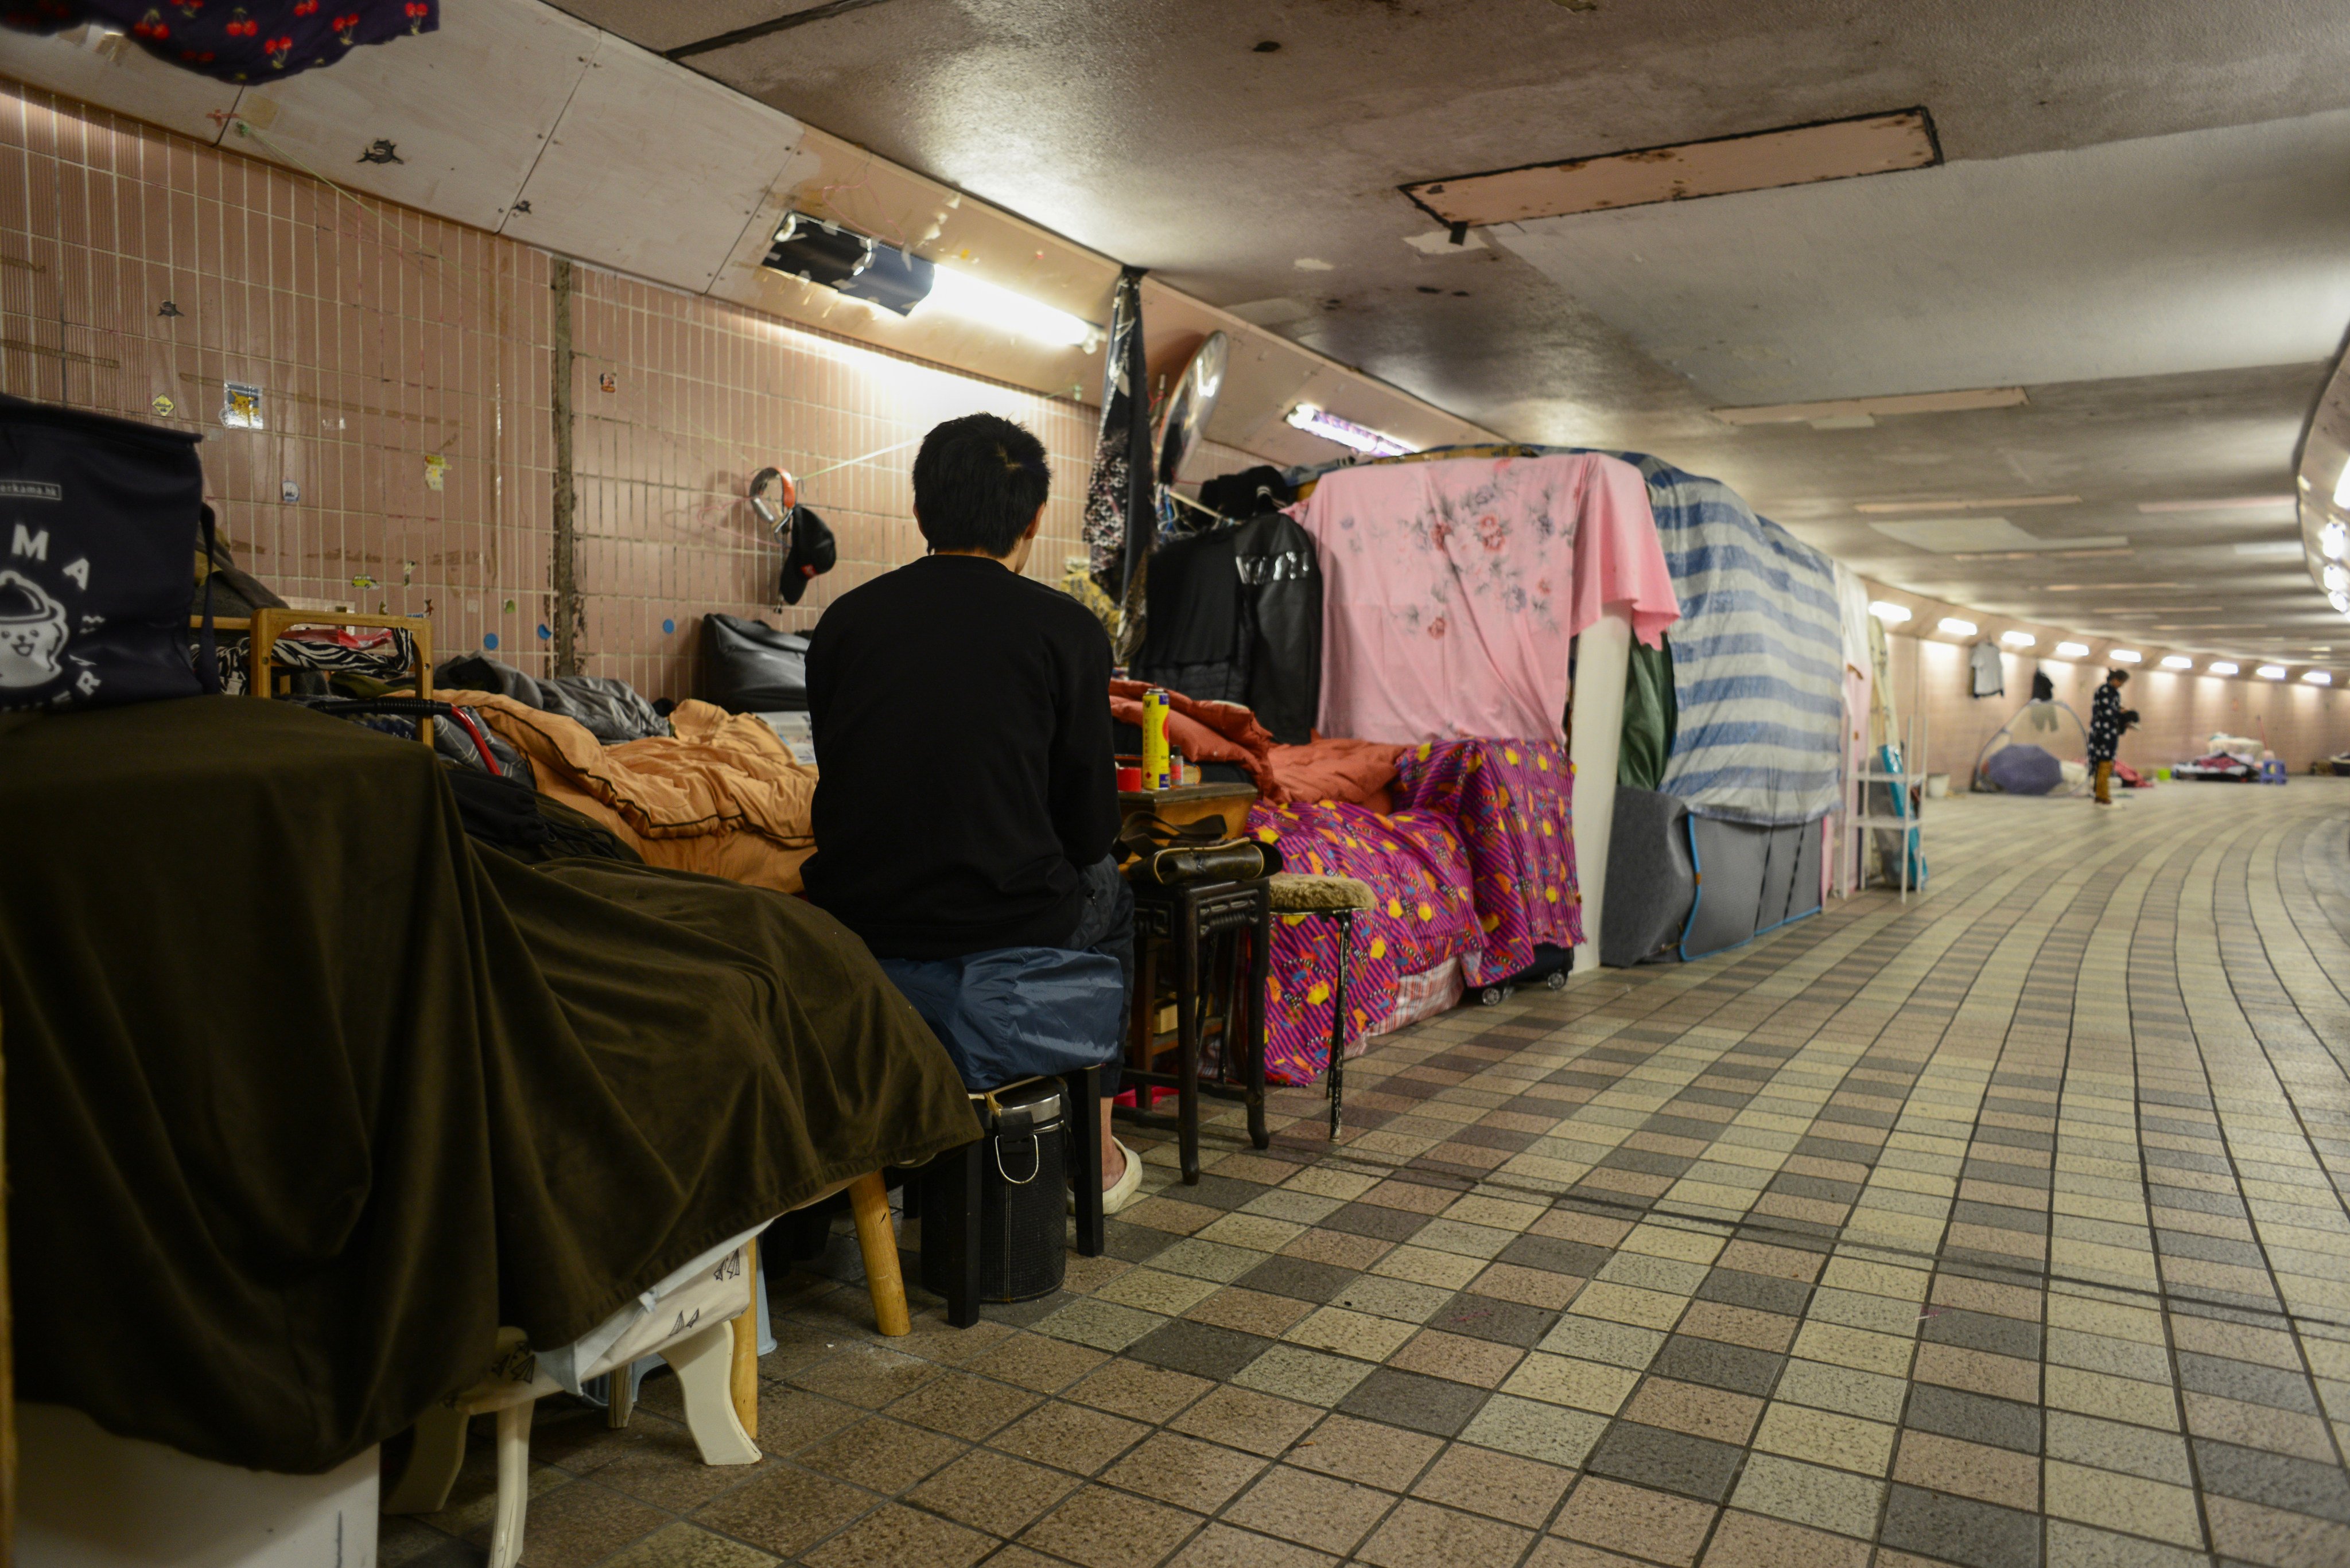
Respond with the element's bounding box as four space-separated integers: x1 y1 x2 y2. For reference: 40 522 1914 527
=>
0 698 979 1473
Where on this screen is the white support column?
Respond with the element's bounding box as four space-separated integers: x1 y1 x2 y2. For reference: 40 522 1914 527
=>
1567 611 1633 974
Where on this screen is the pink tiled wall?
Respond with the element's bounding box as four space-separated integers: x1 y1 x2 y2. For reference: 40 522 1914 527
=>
1882 635 2350 776
0 81 1144 701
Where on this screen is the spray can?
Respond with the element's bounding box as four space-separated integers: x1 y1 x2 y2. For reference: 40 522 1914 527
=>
1140 688 1172 791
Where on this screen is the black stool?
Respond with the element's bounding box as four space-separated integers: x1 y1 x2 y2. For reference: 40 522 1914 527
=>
1118 879 1271 1183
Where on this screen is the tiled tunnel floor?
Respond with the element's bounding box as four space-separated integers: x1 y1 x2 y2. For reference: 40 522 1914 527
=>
386 781 2350 1568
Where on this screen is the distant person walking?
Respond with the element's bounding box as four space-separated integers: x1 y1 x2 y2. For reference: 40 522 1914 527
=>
2089 667 2131 806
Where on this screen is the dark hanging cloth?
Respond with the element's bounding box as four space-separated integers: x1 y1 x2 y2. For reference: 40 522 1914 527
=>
1233 511 1320 744
1127 509 1322 745
2030 668 2054 703
2 0 440 84
1081 269 1152 652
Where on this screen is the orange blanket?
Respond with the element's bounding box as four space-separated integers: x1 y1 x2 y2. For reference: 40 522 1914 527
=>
444 692 817 892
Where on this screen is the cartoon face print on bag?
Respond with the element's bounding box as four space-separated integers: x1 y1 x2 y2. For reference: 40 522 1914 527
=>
0 570 68 688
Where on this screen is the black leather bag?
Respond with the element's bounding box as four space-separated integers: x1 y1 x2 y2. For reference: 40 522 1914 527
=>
0 393 217 711
697 612 809 713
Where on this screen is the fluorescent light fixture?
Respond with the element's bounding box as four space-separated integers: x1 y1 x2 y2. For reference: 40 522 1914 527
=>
2053 641 2090 657
922 265 1097 347
2159 655 2193 670
2324 521 2348 560
1854 495 2077 513
1937 617 1977 636
2208 661 2239 675
2335 458 2350 511
2304 669 2333 685
1867 600 1912 622
2110 648 2142 663
2326 565 2349 594
2000 629 2036 647
1286 404 1412 457
2258 664 2287 679
2332 589 2350 615
1713 386 2025 426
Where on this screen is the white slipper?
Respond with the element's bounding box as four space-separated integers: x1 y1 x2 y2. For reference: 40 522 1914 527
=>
1069 1138 1146 1215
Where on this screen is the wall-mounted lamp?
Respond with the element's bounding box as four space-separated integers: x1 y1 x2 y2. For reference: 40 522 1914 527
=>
762 213 1100 347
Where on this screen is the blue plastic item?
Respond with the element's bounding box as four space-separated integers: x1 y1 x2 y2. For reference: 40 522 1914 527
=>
2262 758 2288 784
1982 742 2062 796
879 947 1124 1091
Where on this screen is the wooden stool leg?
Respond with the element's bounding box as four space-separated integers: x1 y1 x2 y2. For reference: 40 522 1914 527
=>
607 1361 635 1429
383 1406 468 1514
849 1172 912 1336
1066 1064 1105 1256
729 1237 762 1438
486 1399 533 1568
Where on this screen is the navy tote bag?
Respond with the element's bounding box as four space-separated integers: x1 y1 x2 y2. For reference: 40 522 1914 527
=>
0 393 216 712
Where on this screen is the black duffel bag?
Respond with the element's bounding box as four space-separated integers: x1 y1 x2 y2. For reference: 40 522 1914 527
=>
0 393 218 711
697 612 808 713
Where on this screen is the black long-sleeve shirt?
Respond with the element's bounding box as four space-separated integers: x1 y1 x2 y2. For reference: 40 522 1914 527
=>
801 553 1119 959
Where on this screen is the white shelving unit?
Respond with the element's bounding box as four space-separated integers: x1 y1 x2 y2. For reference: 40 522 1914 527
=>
1850 715 1928 902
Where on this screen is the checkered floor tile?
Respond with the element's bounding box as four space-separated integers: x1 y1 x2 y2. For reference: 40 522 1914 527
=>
385 783 2350 1568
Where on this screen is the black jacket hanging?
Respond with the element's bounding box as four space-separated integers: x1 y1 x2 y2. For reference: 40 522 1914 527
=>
1128 509 1322 745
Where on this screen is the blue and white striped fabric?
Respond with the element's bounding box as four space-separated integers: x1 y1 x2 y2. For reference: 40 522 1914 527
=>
1615 453 1844 826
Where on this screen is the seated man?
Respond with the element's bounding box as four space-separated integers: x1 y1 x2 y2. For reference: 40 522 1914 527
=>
802 413 1142 1211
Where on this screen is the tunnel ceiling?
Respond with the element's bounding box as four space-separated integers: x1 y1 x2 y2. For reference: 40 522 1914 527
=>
551 0 2350 664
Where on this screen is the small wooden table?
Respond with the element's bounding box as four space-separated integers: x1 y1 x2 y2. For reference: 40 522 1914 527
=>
1118 782 1258 845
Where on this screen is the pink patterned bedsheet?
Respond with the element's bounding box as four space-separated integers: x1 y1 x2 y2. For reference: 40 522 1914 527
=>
1248 738 1579 1086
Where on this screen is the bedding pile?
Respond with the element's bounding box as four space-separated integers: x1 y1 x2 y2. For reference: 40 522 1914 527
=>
0 697 976 1473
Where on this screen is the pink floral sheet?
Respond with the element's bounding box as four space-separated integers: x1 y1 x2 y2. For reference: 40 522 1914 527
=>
1248 738 1579 1085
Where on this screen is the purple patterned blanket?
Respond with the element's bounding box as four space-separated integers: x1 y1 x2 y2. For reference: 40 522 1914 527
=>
1248 738 1579 1085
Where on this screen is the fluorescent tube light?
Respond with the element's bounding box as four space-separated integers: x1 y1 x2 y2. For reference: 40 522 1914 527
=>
1867 600 1912 622
2000 630 2036 647
2324 521 2348 560
1937 617 1976 636
921 266 1097 347
2335 458 2350 511
2053 641 2090 658
2326 565 2348 594
2208 661 2238 675
2304 669 2333 685
2110 649 2142 663
2159 655 2193 669
1286 404 1412 457
2258 664 2287 679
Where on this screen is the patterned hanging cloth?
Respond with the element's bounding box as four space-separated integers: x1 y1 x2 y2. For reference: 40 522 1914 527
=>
1080 267 1153 658
3 0 438 84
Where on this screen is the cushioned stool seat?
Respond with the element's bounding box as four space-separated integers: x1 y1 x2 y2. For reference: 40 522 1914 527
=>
1263 873 1374 1137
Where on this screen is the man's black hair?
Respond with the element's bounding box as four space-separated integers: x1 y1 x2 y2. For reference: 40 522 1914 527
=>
2108 667 2132 683
913 413 1051 557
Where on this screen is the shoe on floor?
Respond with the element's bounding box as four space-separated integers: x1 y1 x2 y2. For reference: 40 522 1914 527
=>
1069 1138 1146 1215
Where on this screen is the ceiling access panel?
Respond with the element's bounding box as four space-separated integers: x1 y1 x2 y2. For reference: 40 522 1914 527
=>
503 28 803 295
1403 110 1942 228
232 0 599 233
0 25 240 145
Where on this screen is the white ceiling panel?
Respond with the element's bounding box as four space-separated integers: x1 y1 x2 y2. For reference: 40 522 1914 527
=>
0 26 239 144
504 32 802 293
1495 109 2350 406
233 0 596 232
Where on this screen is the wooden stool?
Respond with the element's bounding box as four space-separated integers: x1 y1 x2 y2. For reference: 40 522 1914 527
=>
1265 874 1375 1138
1121 879 1272 1182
